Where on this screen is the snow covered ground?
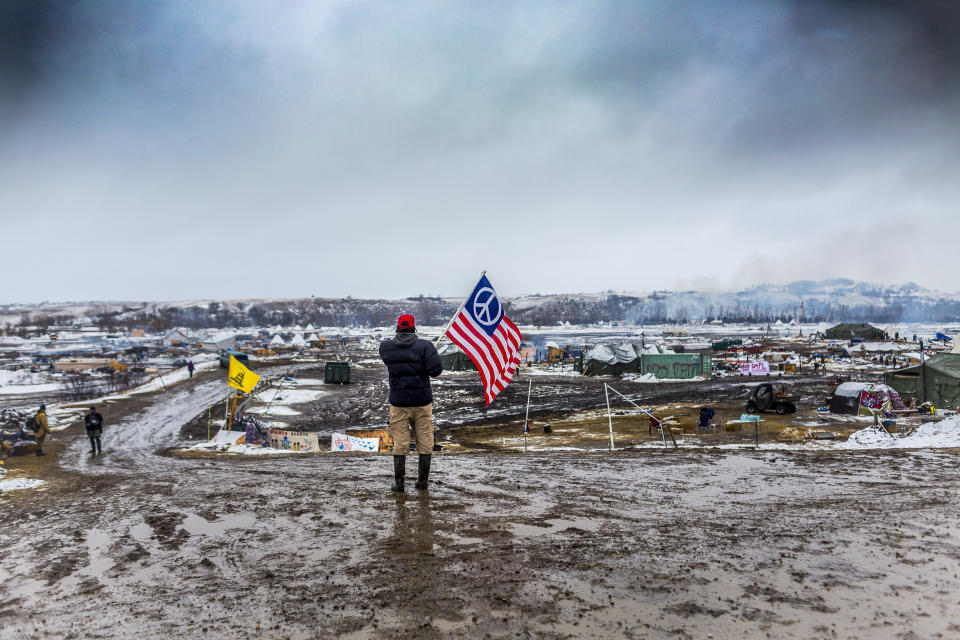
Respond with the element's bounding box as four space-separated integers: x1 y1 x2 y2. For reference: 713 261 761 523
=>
837 415 960 450
183 440 306 456
0 467 45 492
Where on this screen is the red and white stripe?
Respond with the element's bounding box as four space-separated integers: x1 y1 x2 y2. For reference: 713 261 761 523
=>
446 311 522 405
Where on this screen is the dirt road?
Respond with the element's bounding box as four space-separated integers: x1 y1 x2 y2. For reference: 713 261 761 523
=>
2 371 959 639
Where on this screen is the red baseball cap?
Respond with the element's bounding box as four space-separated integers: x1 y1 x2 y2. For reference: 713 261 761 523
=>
397 314 415 329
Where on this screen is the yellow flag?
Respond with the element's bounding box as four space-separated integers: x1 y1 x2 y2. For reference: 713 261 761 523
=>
228 355 260 393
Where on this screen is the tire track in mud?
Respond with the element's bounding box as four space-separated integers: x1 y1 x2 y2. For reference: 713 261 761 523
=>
60 362 318 476
60 378 227 475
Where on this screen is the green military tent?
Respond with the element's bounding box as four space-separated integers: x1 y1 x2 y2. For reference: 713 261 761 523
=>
437 344 476 371
884 353 960 409
825 323 886 340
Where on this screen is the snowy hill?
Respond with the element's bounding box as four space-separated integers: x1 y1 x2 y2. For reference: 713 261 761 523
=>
3 279 960 330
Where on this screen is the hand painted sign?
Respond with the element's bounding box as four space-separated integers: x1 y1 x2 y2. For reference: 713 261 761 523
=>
740 361 770 375
267 429 320 452
331 432 380 452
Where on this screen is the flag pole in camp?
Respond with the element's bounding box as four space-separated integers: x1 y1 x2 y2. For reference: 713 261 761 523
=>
434 270 486 347
523 379 531 453
604 384 614 450
263 337 312 418
226 355 261 428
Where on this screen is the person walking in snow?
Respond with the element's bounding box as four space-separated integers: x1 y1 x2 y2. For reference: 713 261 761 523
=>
187 360 195 378
84 406 104 455
34 404 49 456
379 314 443 492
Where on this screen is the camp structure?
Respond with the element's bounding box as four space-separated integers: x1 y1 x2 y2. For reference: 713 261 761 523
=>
578 344 640 376
844 341 913 356
885 352 960 409
201 332 237 353
269 334 286 347
437 344 476 371
824 323 886 341
829 382 906 415
639 353 711 379
544 341 565 362
163 329 192 347
578 344 709 379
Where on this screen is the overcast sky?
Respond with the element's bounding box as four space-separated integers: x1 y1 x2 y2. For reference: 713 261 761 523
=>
2 1 958 303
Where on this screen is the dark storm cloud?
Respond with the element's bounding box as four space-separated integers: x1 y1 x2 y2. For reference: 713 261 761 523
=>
2 1 959 302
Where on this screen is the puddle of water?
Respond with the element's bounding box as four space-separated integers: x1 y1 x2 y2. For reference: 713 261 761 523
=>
439 531 484 546
80 528 113 579
0 565 46 600
179 511 257 536
512 517 602 537
128 522 153 543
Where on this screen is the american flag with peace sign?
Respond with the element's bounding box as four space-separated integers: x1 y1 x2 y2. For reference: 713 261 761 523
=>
442 274 522 405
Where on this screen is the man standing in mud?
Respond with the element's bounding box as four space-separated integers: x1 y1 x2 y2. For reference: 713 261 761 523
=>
84 406 104 455
379 314 443 492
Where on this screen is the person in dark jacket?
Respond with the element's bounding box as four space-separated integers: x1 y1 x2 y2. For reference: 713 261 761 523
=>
379 314 443 491
84 406 104 455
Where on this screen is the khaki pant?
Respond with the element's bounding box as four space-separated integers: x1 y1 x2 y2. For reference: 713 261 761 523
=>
388 404 434 455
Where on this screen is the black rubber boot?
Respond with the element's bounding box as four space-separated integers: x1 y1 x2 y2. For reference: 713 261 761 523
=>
96 438 102 455
391 455 406 492
415 454 432 490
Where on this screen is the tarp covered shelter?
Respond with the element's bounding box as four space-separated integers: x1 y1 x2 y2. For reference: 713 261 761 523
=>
579 344 640 376
885 353 960 409
825 323 886 340
830 382 906 415
438 344 476 371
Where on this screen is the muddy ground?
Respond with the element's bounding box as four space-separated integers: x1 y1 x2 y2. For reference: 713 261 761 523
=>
2 354 959 639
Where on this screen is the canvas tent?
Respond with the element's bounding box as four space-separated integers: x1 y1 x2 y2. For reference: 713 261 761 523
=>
437 344 476 371
885 353 960 409
579 344 640 376
825 323 886 341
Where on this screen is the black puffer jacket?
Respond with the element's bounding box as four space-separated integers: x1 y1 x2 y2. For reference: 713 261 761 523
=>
379 332 443 407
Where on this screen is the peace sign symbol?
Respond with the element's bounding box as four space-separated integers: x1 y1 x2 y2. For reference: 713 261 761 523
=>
472 287 502 326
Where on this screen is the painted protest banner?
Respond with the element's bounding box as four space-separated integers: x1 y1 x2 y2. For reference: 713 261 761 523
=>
740 361 770 375
349 429 392 452
267 428 320 452
331 431 380 452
